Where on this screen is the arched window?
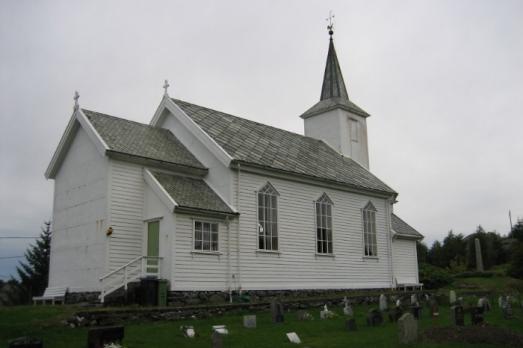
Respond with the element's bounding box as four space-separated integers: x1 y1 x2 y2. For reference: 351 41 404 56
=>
257 183 279 251
362 201 377 256
316 193 333 254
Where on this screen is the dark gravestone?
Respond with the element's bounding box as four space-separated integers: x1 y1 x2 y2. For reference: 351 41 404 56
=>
345 318 357 331
503 302 514 319
411 305 422 320
211 331 223 348
471 306 484 325
271 300 284 323
366 308 383 326
87 326 124 348
450 305 464 326
388 307 403 323
8 337 43 348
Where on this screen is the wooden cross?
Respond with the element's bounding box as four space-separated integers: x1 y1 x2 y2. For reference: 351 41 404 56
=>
163 79 170 96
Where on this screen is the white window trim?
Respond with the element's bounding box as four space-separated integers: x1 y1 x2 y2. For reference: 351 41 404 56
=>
256 182 280 252
314 194 334 255
361 202 378 258
192 219 220 254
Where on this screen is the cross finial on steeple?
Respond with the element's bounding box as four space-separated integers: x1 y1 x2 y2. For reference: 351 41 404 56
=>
73 91 80 111
326 10 335 37
163 79 170 96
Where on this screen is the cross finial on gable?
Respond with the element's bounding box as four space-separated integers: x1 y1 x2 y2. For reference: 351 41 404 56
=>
326 10 335 37
73 91 80 111
163 79 170 96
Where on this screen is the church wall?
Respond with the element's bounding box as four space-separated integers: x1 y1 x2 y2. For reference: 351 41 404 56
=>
49 126 108 292
392 238 419 285
106 160 145 273
234 170 394 290
171 214 238 291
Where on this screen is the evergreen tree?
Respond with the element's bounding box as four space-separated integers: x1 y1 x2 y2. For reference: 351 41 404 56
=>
509 219 523 242
508 219 523 279
15 221 52 302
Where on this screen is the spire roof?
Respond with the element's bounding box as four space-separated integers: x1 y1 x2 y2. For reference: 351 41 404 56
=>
301 31 369 119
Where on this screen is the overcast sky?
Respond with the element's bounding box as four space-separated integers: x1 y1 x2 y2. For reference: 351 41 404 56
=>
1 0 522 279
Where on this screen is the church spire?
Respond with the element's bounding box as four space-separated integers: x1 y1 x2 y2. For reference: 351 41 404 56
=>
320 30 349 101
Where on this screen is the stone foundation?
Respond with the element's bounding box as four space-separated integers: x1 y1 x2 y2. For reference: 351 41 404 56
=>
65 291 101 305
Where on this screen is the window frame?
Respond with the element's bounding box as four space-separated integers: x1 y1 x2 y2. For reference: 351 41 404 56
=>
256 182 280 252
315 193 334 255
193 220 220 253
361 201 378 258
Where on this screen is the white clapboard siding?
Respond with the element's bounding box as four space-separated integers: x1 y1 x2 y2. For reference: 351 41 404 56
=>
108 161 145 271
234 171 394 290
172 214 238 291
392 239 419 284
49 127 108 292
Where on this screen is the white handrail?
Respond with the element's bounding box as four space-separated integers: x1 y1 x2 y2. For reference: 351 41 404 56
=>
99 256 163 303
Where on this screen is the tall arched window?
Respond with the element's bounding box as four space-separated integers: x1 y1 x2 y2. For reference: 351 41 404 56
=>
257 183 279 251
316 193 333 254
362 201 377 256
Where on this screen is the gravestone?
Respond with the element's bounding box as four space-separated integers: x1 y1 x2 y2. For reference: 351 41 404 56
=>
243 315 257 328
296 310 313 321
410 294 418 306
343 304 354 317
271 300 284 323
389 306 403 322
475 238 484 272
395 298 401 308
478 297 491 312
286 332 301 344
379 294 388 312
450 305 464 326
449 290 457 305
366 308 383 326
471 306 484 325
411 305 422 320
503 302 514 319
320 304 335 319
8 337 43 348
345 318 357 331
87 326 124 348
498 296 504 309
398 313 418 344
211 331 223 348
212 325 229 335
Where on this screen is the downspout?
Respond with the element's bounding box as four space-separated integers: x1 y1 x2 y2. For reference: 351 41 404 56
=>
386 197 395 288
236 163 242 292
226 215 231 303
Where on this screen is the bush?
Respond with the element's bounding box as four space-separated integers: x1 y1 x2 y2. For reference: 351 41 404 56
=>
508 242 523 279
418 263 453 289
454 271 495 278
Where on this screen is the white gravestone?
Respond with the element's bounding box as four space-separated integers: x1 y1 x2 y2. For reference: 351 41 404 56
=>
287 332 301 344
379 294 388 311
449 290 456 305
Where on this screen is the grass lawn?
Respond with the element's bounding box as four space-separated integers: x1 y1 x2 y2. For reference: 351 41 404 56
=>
1 300 523 348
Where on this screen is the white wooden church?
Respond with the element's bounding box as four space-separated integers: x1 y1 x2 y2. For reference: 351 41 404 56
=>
45 29 423 302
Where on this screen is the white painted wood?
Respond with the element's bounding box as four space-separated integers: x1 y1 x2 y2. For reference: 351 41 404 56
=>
143 169 177 212
48 127 109 292
392 239 419 285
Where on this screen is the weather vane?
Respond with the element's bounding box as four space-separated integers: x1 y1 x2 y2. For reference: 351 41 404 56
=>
326 10 335 36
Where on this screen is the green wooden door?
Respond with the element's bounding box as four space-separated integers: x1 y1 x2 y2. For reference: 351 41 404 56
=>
147 221 160 274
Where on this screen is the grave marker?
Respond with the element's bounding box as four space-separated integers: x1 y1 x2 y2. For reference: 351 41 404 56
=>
449 290 456 305
271 300 284 323
8 337 43 348
366 308 383 326
471 306 484 325
379 294 388 312
475 238 484 272
87 326 124 348
286 332 301 344
450 305 464 326
296 310 313 321
243 315 257 328
398 313 418 344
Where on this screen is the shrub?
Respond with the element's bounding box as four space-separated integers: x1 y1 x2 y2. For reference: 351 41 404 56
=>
418 263 453 289
508 242 523 279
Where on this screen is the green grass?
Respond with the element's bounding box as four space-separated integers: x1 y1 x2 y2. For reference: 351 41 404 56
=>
442 269 523 294
1 301 523 348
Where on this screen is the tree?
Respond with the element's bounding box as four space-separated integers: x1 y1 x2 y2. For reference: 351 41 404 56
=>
509 219 523 242
15 221 52 303
508 219 523 279
416 241 428 265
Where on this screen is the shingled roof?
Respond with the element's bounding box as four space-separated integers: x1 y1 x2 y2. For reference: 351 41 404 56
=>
151 171 235 215
173 99 396 196
83 109 206 171
391 214 423 239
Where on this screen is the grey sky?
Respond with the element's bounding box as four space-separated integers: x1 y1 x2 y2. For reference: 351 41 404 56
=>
1 0 522 278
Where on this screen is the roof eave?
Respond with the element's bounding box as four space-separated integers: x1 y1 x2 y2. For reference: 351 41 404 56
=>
174 206 239 219
231 159 396 199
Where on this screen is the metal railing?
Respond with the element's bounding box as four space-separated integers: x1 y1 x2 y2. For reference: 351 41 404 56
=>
99 256 163 303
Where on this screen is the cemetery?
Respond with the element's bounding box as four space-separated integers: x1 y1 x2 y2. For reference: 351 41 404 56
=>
2 289 523 347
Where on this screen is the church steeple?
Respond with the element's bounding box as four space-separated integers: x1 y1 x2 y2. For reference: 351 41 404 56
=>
300 22 371 169
320 32 349 101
